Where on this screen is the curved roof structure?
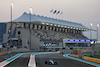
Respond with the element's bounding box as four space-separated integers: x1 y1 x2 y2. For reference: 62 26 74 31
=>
13 12 89 29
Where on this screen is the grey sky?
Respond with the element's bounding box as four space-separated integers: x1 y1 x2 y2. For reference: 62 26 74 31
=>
0 0 100 40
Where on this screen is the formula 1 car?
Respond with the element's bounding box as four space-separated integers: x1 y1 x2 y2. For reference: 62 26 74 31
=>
45 59 57 65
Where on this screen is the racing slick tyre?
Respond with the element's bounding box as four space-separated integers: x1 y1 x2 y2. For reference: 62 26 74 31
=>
49 62 52 65
54 62 57 65
36 62 37 66
45 61 47 64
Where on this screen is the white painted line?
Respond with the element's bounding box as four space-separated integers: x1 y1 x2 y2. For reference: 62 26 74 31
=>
28 55 36 67
0 62 9 67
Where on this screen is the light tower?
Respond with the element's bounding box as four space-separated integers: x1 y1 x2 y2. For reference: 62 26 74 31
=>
29 7 32 50
10 2 13 46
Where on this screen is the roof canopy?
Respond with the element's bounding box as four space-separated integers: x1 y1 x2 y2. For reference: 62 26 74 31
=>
13 12 89 29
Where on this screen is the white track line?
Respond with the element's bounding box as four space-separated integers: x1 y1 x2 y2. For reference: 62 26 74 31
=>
28 52 60 67
28 55 36 67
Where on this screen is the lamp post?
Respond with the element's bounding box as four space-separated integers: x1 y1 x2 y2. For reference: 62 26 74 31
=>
29 7 32 50
97 24 99 54
10 2 13 46
90 23 92 39
97 24 99 41
90 23 94 56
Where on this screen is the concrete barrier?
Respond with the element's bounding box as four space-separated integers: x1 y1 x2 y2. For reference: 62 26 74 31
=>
84 56 100 64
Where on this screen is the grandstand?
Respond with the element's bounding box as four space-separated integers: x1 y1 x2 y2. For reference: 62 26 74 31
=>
2 12 94 51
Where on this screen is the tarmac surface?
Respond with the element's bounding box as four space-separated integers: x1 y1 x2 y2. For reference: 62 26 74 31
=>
0 52 96 67
0 52 17 62
4 54 30 67
36 54 95 67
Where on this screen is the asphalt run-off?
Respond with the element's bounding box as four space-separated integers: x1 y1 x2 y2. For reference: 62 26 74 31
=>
0 54 22 67
63 54 100 67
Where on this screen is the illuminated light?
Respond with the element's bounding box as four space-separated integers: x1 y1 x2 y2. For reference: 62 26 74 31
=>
90 40 92 42
75 40 79 42
9 30 11 32
92 30 94 31
22 25 23 27
68 40 70 41
91 41 94 44
68 27 70 28
61 26 63 27
42 23 45 24
30 26 32 28
70 40 73 42
11 2 13 8
96 41 98 44
46 23 49 25
89 30 91 31
43 44 45 46
86 40 91 42
97 41 98 43
90 23 93 26
74 28 76 29
50 24 53 26
79 28 81 30
84 29 86 31
68 39 92 42
71 27 72 29
95 41 97 44
58 25 60 27
76 28 78 30
65 26 67 28
17 25 19 27
81 29 83 30
97 24 99 27
87 29 89 31
54 24 56 26
30 7 32 14
81 40 84 42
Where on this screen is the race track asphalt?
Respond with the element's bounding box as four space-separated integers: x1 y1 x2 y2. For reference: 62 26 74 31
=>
4 54 30 67
36 54 95 67
0 52 17 62
2 53 96 67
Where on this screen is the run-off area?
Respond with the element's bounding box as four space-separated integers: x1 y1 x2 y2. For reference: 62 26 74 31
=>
4 54 30 67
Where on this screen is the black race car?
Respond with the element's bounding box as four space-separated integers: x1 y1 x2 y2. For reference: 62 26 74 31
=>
45 59 57 65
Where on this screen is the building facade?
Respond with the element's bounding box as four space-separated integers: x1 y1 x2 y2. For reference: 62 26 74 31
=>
1 12 94 51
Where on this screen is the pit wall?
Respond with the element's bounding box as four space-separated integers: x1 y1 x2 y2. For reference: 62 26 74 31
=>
84 56 100 64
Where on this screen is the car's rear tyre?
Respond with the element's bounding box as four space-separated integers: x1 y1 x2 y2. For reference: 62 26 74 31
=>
54 62 57 65
36 62 37 66
49 62 52 65
45 61 47 64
